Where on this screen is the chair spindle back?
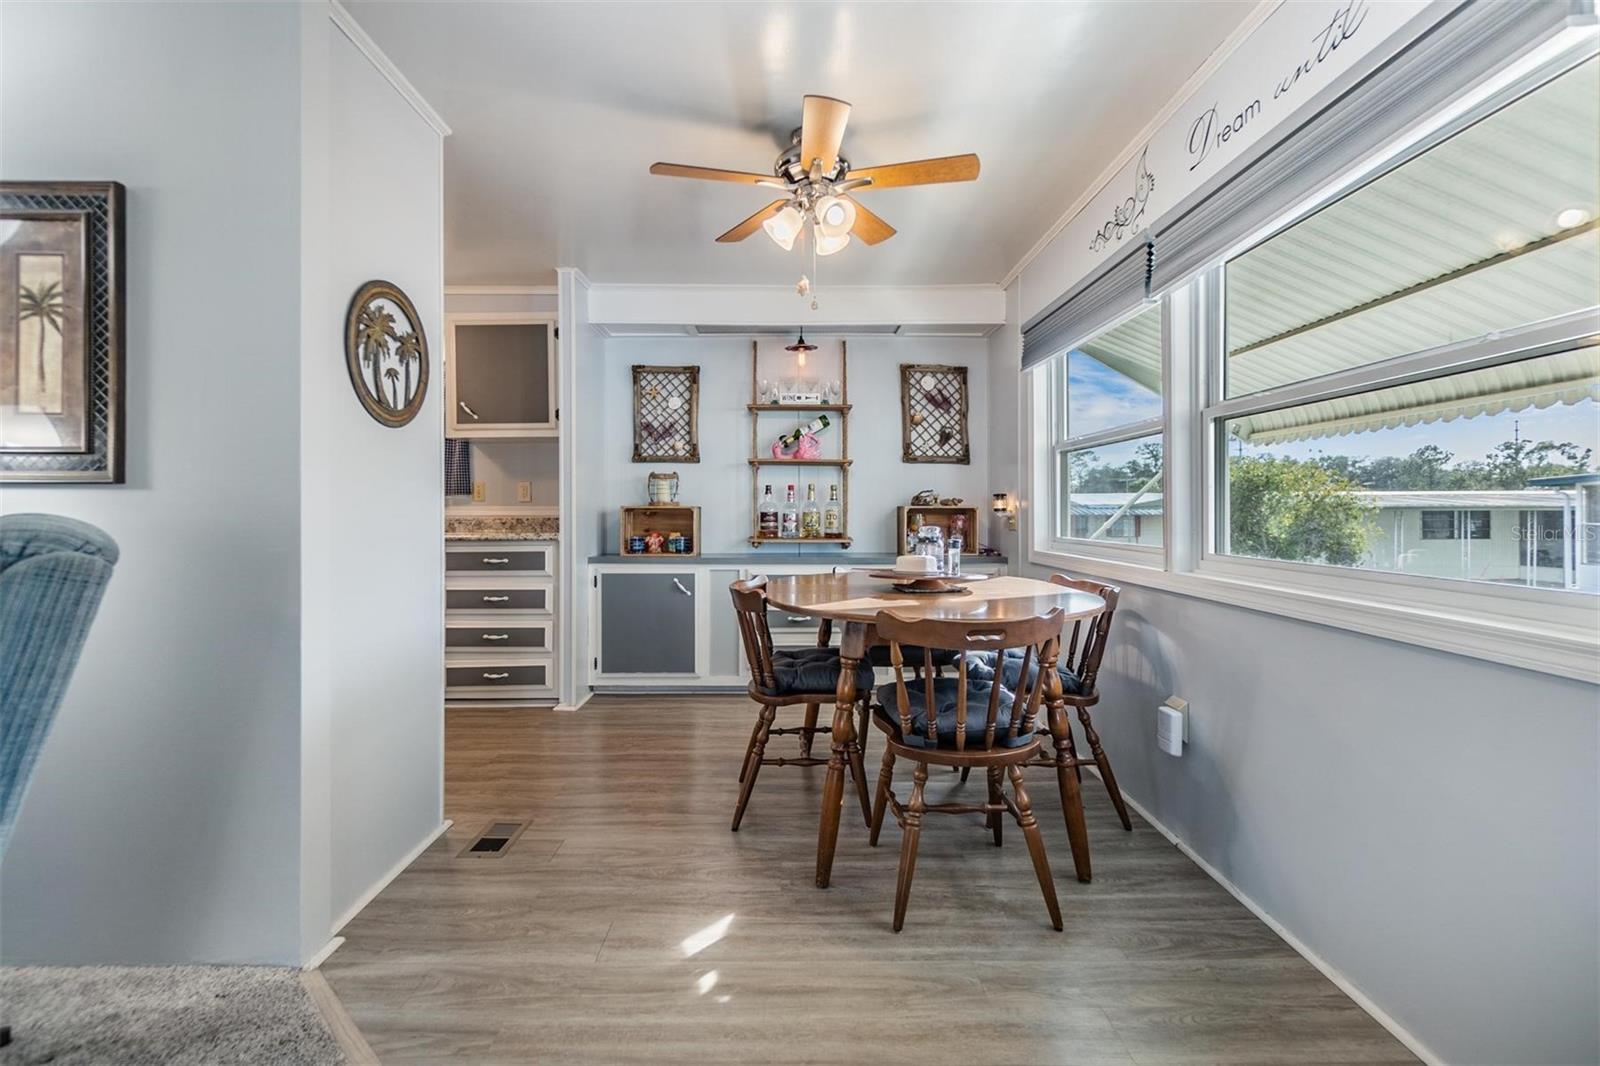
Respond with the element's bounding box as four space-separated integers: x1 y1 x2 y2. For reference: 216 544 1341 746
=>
874 608 1067 752
728 576 779 691
1050 574 1119 694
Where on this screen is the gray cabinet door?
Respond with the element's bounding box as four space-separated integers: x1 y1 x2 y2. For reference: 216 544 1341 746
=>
453 322 552 426
600 572 696 674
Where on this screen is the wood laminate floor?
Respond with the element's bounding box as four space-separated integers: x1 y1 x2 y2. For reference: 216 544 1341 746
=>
322 696 1415 1065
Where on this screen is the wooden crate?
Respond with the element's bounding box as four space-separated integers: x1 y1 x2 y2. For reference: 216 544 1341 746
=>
620 505 700 557
896 505 980 555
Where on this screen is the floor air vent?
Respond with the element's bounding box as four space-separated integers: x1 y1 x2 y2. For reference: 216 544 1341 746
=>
459 821 527 858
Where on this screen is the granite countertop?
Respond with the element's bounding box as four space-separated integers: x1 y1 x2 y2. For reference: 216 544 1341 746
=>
588 551 1007 565
446 514 560 541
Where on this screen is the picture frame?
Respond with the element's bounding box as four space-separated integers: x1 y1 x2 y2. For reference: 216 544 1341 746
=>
0 181 125 483
900 362 970 464
632 364 699 463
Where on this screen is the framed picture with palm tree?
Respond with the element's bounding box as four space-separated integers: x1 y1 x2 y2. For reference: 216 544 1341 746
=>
344 279 430 428
1 181 125 483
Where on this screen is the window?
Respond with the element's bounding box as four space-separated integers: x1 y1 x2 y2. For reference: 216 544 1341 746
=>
1045 303 1164 555
1212 56 1600 594
1419 510 1491 540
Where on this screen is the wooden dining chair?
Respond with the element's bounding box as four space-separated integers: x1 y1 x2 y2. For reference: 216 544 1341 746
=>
963 575 1129 852
867 607 1068 932
728 577 873 832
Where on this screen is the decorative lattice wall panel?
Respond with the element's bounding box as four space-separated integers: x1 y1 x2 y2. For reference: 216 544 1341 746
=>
632 365 700 462
900 363 970 464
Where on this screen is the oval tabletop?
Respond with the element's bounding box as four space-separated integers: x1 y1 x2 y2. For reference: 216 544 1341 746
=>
764 571 1104 625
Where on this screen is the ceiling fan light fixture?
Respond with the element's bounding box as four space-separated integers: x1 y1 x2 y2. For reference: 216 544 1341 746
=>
763 205 804 250
813 194 856 238
815 229 851 256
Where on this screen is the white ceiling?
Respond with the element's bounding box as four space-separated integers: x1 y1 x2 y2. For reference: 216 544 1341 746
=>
348 0 1258 288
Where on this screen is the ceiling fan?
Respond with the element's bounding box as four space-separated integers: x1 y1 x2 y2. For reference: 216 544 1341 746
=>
649 94 980 255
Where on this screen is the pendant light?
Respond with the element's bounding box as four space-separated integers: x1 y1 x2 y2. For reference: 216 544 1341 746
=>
785 332 818 368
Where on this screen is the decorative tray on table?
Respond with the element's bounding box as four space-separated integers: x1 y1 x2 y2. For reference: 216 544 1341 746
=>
865 570 991 595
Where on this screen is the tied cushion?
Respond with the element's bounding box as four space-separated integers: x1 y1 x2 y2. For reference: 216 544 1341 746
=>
762 646 876 697
963 650 1086 696
874 678 1035 750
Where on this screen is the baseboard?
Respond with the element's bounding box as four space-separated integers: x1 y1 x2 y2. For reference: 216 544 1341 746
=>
1103 775 1444 1066
330 819 452 938
554 690 594 713
301 935 345 971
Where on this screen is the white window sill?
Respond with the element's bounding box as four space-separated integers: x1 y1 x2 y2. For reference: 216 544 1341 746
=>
1025 545 1600 684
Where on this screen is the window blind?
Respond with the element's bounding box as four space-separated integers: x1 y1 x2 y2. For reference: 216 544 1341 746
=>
1020 235 1151 371
1149 0 1589 295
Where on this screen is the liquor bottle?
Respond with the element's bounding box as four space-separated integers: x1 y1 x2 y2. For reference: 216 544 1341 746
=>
823 485 842 537
776 414 831 451
779 484 800 539
801 484 822 538
757 484 779 538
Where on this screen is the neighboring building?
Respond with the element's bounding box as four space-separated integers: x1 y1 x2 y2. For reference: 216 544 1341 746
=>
1357 490 1578 589
1528 472 1600 592
1065 493 1164 546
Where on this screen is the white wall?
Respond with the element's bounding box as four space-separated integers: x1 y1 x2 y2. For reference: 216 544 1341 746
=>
558 269 601 707
0 1 304 963
597 335 992 557
0 0 446 967
298 6 446 960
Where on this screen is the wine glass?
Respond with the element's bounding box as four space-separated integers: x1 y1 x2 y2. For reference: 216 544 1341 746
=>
757 379 771 405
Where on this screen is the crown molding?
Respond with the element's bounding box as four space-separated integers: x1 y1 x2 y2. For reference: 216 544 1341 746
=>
326 0 451 137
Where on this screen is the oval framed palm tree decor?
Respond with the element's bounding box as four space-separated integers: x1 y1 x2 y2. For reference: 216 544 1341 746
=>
344 279 429 428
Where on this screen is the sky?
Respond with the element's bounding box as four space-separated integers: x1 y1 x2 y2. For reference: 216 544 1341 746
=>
1066 349 1599 469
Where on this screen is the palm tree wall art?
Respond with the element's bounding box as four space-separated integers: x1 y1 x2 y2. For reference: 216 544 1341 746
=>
343 280 429 429
16 271 64 414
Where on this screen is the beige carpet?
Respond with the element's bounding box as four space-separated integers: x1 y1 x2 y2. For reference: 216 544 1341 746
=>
0 966 343 1065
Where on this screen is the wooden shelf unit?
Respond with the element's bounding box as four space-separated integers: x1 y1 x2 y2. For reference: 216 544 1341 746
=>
897 504 981 555
749 340 851 549
620 505 701 556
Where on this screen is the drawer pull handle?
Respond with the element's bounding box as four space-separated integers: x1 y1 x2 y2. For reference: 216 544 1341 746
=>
482 557 510 565
786 615 809 624
460 401 481 421
481 595 511 603
481 671 510 680
481 633 511 641
672 578 692 597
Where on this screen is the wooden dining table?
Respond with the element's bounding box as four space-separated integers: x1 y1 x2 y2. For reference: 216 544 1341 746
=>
763 570 1107 889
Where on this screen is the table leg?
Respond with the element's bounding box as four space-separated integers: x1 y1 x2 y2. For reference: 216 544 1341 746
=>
816 620 867 888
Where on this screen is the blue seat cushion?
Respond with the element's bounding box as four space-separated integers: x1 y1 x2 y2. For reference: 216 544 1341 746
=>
874 678 1035 749
761 646 876 697
964 650 1086 696
867 644 961 669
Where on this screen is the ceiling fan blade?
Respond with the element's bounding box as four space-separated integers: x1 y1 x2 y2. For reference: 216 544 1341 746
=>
845 154 980 189
800 95 851 175
716 199 789 243
846 196 895 244
650 162 781 185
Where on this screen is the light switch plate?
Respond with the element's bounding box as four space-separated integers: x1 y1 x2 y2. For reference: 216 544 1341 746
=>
517 481 532 503
472 481 486 502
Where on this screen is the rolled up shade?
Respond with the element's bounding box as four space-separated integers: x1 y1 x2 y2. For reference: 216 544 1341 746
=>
1150 0 1590 296
1020 234 1151 370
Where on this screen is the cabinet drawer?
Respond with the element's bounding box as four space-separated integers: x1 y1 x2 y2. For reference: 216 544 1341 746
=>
446 547 552 574
446 622 552 650
447 661 552 691
446 586 551 612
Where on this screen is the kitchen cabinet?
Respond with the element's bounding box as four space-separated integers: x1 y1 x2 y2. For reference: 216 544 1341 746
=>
446 314 556 437
597 571 698 675
447 538 557 703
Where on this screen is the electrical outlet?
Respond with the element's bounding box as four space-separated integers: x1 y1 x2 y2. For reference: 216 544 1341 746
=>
517 481 532 503
472 481 486 502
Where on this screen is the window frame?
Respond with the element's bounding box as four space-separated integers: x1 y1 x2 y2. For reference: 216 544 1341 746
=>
1023 40 1600 684
1038 299 1169 565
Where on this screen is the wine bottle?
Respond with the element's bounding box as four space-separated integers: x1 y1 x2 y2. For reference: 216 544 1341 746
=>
801 484 822 538
823 485 842 536
757 484 778 538
777 414 830 451
779 485 800 539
